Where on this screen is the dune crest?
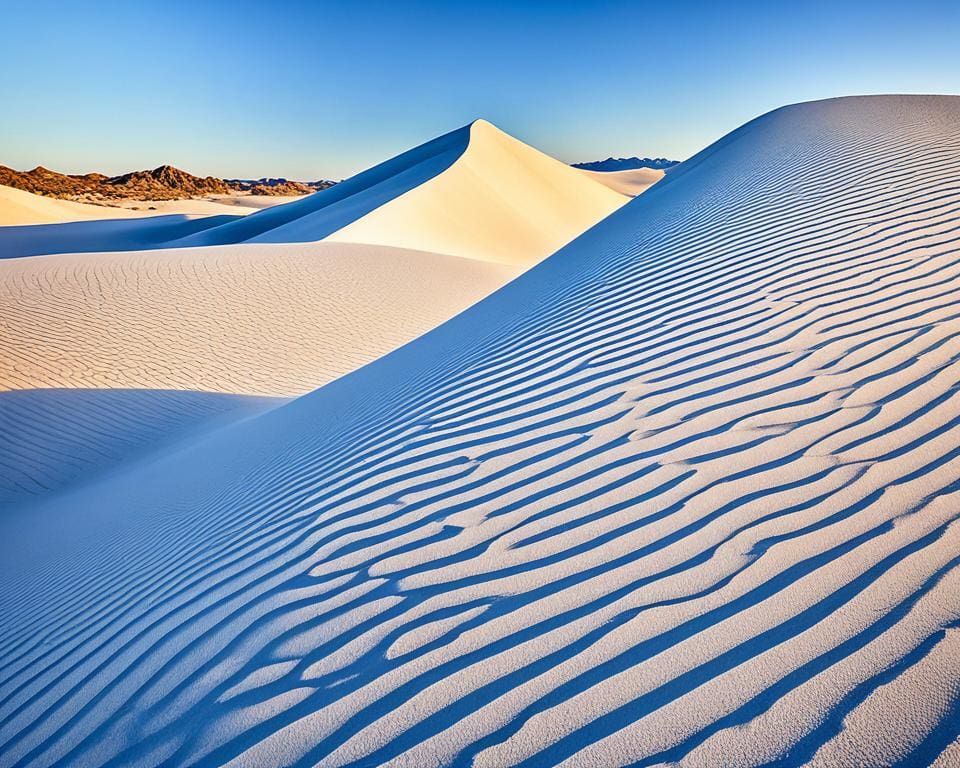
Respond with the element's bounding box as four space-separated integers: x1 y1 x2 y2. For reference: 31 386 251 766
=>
174 123 475 249
177 119 631 267
321 119 631 265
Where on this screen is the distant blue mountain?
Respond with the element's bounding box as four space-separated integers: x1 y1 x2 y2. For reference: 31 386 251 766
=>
572 157 679 172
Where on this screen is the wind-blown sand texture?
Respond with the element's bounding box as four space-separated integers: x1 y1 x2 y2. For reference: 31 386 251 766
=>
0 243 518 505
0 121 624 505
2 96 959 767
0 243 518 397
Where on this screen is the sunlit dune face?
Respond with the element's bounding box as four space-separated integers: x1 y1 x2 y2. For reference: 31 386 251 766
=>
0 242 519 397
323 120 631 266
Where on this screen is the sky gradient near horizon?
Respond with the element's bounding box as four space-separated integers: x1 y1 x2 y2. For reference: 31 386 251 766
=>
3 0 959 180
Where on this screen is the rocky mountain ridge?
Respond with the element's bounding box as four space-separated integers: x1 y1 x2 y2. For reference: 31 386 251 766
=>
0 164 335 202
572 156 679 171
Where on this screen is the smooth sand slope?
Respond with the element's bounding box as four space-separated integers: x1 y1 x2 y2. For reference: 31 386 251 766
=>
0 243 518 505
4 96 960 767
0 190 307 258
176 119 630 265
0 184 289 228
319 120 631 265
577 166 666 196
0 122 626 504
0 184 143 225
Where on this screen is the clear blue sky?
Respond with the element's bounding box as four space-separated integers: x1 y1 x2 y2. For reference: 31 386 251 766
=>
2 0 958 180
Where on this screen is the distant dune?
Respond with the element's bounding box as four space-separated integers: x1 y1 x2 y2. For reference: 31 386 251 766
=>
578 166 666 196
1 95 959 767
180 119 632 266
0 183 300 228
320 120 630 265
0 184 142 225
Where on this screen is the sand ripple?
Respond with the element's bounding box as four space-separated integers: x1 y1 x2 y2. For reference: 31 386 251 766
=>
1 96 959 767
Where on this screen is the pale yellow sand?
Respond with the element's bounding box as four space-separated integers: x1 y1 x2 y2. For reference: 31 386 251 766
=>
323 120 630 266
0 184 142 225
577 167 666 196
0 184 299 226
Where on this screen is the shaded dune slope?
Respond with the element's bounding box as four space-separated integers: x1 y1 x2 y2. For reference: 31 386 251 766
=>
2 96 960 767
0 389 280 510
0 243 517 506
176 125 474 248
0 214 243 260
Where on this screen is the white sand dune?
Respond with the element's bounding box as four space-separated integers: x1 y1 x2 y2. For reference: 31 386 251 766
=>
577 166 666 196
107 196 295 216
178 119 630 266
0 184 289 228
2 121 628 263
318 120 630 265
2 95 960 768
0 184 143 225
